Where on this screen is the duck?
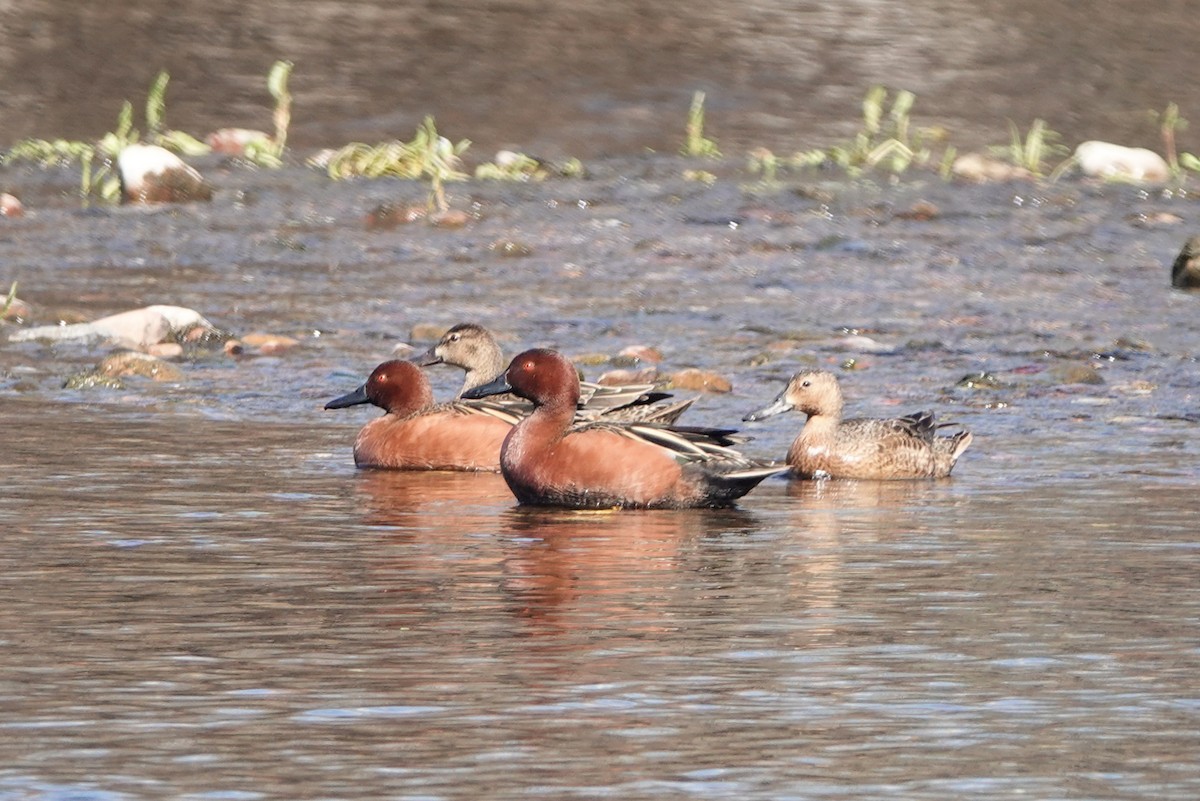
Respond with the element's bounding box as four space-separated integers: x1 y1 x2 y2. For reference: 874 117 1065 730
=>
325 359 518 471
743 369 972 480
413 322 694 423
1171 235 1200 289
462 348 783 509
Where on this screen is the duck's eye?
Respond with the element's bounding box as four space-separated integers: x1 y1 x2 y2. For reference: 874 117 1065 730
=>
801 380 811 388
448 333 460 342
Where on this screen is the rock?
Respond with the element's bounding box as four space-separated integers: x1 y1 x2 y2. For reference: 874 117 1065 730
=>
572 352 611 367
1 192 23 217
97 351 185 381
8 304 219 349
366 203 426 230
409 322 449 342
1170 235 1200 289
63 372 125 390
206 128 272 156
1050 363 1105 385
240 332 301 354
430 209 472 229
1074 141 1170 184
669 368 732 393
615 345 663 364
488 239 533 257
892 200 939 221
145 342 184 359
117 144 213 203
951 153 1033 182
597 367 659 385
957 372 1004 389
2 295 32 322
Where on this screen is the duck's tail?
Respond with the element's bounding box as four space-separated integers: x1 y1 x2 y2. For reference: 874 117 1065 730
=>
694 463 788 506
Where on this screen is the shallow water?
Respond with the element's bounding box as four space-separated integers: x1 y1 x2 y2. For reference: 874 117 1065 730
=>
4 1 1200 157
2 156 1200 798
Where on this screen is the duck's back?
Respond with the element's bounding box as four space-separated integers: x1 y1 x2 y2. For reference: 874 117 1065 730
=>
790 413 967 479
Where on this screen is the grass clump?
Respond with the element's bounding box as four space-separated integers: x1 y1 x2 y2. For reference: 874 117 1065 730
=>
1154 102 1200 177
475 151 584 181
990 118 1069 177
241 60 293 168
682 91 721 158
746 86 944 182
324 116 470 212
3 69 209 202
822 86 936 175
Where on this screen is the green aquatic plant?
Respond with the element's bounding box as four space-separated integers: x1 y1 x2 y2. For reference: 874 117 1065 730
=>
2 281 17 317
324 116 470 212
3 69 211 202
747 147 780 184
1152 102 1200 177
825 86 933 175
242 60 294 168
990 118 1069 177
474 151 583 181
140 70 210 156
683 91 721 159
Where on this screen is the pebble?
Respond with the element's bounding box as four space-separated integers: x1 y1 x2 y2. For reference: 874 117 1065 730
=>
597 367 658 385
1 192 23 217
410 323 450 342
206 128 271 156
616 345 663 364
668 368 732 393
951 153 1034 183
240 332 301 354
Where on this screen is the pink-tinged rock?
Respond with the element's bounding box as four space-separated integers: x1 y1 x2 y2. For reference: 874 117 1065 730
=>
669 368 732 393
597 367 659 385
240 332 301 354
617 345 663 364
117 144 213 204
951 153 1034 183
145 342 184 359
1075 141 1170 184
206 128 271 156
0 193 23 217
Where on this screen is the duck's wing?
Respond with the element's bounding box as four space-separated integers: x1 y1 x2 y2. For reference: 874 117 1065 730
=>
443 399 525 425
570 420 754 464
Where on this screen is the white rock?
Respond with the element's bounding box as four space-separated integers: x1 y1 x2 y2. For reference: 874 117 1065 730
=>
117 144 211 203
8 304 217 348
1074 141 1170 184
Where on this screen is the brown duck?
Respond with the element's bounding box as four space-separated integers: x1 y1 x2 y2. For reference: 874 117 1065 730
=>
744 369 972 480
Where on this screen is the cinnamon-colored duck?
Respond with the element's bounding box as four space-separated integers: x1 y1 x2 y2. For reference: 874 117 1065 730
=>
743 369 972 480
462 348 783 509
325 360 517 471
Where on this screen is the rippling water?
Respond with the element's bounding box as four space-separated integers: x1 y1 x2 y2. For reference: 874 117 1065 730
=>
3 161 1200 796
4 3 1200 791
